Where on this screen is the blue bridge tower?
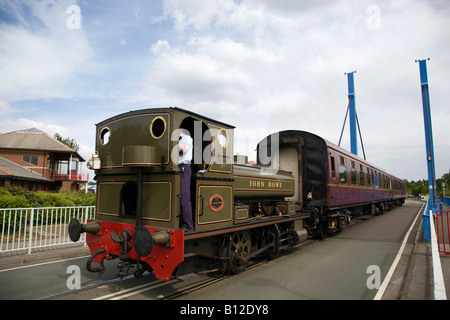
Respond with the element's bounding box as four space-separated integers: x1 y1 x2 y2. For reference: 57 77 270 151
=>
417 58 438 241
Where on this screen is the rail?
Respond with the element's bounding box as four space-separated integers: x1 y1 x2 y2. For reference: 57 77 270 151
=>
429 208 448 300
435 210 450 255
0 206 95 254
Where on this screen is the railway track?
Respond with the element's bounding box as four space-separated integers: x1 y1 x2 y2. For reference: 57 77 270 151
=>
34 211 378 300
38 214 374 300
161 238 319 300
36 238 319 300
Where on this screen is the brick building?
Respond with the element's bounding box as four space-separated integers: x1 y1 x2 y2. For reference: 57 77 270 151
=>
0 128 88 191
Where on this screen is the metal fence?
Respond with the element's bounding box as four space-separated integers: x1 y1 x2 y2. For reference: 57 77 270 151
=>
0 206 95 254
429 209 448 300
435 210 450 255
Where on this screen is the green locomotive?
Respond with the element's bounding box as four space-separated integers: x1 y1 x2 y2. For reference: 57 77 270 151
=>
69 107 310 281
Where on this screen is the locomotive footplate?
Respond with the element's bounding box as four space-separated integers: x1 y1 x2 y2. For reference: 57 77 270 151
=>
183 213 310 241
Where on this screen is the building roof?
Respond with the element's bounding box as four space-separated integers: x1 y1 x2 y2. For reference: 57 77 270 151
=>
0 128 85 161
0 156 53 182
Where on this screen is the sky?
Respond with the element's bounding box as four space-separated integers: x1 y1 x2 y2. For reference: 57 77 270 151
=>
0 0 449 182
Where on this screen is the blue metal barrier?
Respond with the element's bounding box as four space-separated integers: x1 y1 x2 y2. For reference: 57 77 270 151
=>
424 198 444 242
424 199 431 241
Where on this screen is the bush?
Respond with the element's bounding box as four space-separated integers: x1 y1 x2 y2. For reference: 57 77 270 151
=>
0 186 96 209
0 186 31 209
0 193 30 209
0 186 96 229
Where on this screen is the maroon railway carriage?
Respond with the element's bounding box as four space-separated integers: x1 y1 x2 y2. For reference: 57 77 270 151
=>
257 130 406 235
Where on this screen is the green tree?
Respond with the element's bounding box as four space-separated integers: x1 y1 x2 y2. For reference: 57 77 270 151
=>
54 133 80 152
405 172 450 198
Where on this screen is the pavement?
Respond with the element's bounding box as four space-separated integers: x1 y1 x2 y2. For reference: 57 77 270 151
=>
0 243 90 271
1 203 450 300
381 202 450 300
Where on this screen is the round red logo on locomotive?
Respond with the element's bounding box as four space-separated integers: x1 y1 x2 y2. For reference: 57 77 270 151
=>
209 194 224 212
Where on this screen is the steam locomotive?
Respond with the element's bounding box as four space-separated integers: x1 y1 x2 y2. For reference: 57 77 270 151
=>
69 107 405 281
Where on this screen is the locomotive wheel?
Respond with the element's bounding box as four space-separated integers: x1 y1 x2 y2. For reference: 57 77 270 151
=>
228 231 251 274
317 221 328 240
264 227 279 260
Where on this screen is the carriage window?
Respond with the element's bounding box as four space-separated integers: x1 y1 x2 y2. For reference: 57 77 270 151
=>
339 156 347 184
330 156 336 179
367 168 371 187
360 165 365 186
350 161 357 185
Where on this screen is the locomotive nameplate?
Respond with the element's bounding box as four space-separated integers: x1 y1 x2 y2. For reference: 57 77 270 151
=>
248 179 284 189
233 175 295 199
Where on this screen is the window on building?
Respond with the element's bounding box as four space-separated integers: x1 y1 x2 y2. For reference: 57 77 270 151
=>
71 160 78 172
54 160 69 175
23 155 38 166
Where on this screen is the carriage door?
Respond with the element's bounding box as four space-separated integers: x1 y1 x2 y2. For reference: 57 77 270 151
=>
195 125 234 231
277 138 304 212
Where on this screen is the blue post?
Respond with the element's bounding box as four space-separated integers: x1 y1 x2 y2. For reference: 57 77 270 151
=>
347 72 358 156
418 58 437 242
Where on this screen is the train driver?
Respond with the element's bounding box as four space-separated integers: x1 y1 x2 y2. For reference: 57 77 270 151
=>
178 129 194 231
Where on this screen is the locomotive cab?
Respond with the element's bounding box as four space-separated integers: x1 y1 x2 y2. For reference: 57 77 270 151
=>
92 107 235 232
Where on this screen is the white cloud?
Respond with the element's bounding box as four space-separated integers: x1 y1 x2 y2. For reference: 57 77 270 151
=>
1 1 449 181
0 101 16 115
0 118 67 137
0 0 92 102
148 39 254 105
151 40 171 54
143 0 450 181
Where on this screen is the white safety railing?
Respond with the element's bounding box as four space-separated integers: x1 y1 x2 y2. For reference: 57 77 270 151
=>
0 206 95 254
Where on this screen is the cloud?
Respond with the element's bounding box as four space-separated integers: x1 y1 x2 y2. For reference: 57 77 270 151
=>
0 117 67 136
0 0 92 102
1 1 449 181
150 44 253 108
0 101 16 115
143 0 450 181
